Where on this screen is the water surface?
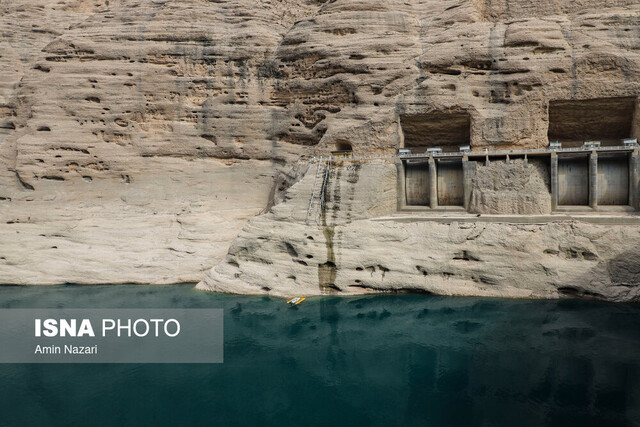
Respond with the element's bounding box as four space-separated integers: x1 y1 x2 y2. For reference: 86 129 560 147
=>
0 285 639 426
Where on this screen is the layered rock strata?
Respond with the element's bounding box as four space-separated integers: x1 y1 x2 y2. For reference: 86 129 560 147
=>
1 0 640 290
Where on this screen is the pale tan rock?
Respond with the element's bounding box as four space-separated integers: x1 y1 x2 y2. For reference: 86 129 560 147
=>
198 161 640 302
0 158 276 284
0 0 639 294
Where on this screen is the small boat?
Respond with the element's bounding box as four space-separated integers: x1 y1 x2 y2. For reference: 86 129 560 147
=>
287 296 306 305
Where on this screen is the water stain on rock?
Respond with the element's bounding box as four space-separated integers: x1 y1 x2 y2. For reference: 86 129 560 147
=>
318 225 339 293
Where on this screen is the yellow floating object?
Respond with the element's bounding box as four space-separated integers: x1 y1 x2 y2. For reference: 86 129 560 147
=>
287 296 306 305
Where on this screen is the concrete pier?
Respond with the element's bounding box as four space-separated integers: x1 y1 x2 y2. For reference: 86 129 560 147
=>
462 155 472 211
429 156 437 209
396 160 407 210
551 152 558 211
589 151 598 209
631 149 640 210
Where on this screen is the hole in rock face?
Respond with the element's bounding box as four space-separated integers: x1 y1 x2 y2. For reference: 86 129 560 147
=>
548 97 636 147
400 110 471 153
334 140 352 152
452 250 480 261
416 266 428 276
201 134 216 143
37 126 50 132
284 242 298 258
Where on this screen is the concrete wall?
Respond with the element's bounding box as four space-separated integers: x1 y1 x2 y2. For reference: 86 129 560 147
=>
405 161 430 206
437 160 464 206
597 155 629 205
558 156 589 206
401 150 637 214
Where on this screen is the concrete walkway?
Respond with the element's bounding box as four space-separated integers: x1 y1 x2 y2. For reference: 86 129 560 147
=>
373 213 640 225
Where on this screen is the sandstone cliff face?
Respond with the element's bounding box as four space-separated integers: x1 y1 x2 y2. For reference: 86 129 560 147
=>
3 0 640 183
1 0 639 289
271 0 640 152
1 0 307 283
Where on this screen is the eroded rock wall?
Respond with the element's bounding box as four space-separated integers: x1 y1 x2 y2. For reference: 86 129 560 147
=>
0 0 316 284
1 0 640 286
3 0 640 186
198 161 640 302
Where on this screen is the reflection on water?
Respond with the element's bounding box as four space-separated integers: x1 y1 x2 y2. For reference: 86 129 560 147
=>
0 285 639 426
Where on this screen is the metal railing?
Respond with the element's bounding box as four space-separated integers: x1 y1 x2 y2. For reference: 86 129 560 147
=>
308 144 638 163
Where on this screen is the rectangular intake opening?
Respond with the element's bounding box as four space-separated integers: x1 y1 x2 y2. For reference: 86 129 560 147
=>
404 160 431 206
597 153 629 205
400 111 471 153
548 97 637 147
558 155 589 206
437 159 464 206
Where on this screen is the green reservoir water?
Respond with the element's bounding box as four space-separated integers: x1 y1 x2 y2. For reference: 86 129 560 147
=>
0 285 639 426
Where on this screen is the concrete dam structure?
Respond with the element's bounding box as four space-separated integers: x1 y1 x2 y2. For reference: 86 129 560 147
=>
399 95 640 213
400 145 639 213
